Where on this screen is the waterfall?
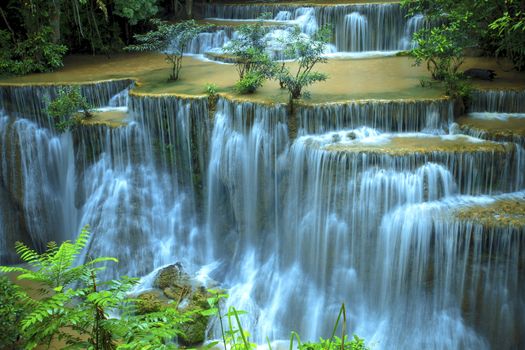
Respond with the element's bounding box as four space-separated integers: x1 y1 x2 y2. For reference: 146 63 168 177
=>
342 12 368 52
0 80 133 125
296 98 454 135
1 55 524 349
452 112 525 146
0 115 77 251
469 90 525 113
399 14 425 49
203 97 524 348
0 86 211 280
202 3 418 52
373 193 525 349
205 98 289 261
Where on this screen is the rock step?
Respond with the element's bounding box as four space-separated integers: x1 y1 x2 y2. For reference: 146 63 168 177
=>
454 195 525 228
454 112 525 146
295 131 523 194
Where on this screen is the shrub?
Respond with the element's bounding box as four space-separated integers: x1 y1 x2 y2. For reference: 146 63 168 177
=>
234 71 265 94
0 276 26 348
0 27 67 75
223 14 275 93
205 82 218 96
47 86 92 132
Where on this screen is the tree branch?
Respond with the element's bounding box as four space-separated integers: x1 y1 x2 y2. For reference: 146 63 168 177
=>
0 6 15 37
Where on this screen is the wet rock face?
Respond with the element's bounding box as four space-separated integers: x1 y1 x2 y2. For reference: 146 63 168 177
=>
154 262 189 290
137 263 213 346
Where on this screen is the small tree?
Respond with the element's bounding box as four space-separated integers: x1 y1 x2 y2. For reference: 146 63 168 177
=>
402 1 475 98
47 86 93 132
276 26 331 100
127 19 206 81
223 14 275 94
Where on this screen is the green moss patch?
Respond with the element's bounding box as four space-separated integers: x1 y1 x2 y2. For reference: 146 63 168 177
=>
455 198 525 227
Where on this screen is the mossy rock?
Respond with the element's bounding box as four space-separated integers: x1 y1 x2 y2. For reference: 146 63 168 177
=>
163 285 189 300
136 290 168 314
140 264 216 346
154 263 191 290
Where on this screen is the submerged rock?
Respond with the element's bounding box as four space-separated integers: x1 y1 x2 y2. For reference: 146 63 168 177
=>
136 263 214 346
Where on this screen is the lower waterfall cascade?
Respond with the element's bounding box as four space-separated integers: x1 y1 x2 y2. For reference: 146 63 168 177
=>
0 80 524 349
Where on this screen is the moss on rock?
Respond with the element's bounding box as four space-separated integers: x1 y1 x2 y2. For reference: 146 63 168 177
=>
154 263 190 290
455 198 525 228
137 263 215 347
136 290 167 314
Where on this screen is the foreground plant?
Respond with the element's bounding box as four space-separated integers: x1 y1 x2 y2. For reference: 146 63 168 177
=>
296 304 369 350
0 228 198 349
211 298 369 350
0 276 27 348
126 19 207 81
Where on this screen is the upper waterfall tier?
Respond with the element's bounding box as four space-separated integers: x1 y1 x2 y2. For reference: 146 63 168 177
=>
1 54 523 105
202 2 424 52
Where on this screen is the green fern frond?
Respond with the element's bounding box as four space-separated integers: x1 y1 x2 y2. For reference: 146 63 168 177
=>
14 241 42 264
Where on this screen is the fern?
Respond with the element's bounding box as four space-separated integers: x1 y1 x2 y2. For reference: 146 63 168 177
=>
1 227 220 349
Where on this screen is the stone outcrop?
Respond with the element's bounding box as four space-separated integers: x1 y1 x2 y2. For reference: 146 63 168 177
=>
136 263 213 346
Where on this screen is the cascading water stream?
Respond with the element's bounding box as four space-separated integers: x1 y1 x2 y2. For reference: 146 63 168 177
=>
1 2 524 348
0 115 77 251
0 88 210 280
343 12 368 52
203 96 524 349
198 2 425 56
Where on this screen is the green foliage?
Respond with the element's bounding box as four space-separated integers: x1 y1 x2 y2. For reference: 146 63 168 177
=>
127 19 207 81
234 71 265 94
216 306 256 350
205 83 219 110
276 26 330 100
443 72 472 99
402 0 475 98
290 304 369 350
299 335 368 350
489 7 525 71
0 228 202 350
47 86 93 132
205 83 218 96
411 26 465 81
402 0 525 71
223 14 275 93
0 27 67 75
114 0 159 26
0 276 27 348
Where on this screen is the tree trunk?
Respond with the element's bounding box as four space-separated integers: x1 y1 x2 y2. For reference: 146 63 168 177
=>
186 0 193 18
50 1 62 43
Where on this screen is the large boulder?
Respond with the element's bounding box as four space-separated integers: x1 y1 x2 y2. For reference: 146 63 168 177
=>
136 263 214 346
